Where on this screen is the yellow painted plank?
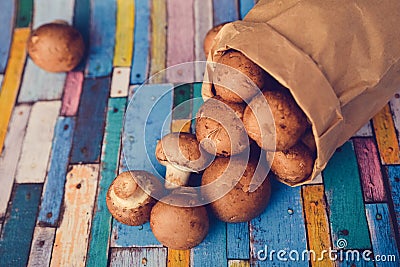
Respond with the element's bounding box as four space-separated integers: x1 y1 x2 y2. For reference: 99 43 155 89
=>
50 164 99 267
0 28 30 154
113 0 134 67
149 0 167 83
372 104 400 164
171 119 192 133
167 249 190 267
302 185 334 267
228 260 250 267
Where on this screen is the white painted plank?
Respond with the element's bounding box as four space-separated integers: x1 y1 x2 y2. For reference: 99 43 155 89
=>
353 121 373 137
27 227 56 267
0 104 31 218
110 67 130 98
16 101 61 183
389 92 400 145
304 173 323 185
33 0 75 27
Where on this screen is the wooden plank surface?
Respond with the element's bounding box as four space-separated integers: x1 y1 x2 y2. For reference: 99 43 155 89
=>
194 0 212 80
353 122 373 137
38 117 76 226
227 222 250 260
32 0 75 27
111 67 131 97
173 84 192 120
0 104 31 219
0 184 42 266
385 166 400 233
0 0 14 73
15 101 61 183
70 77 110 163
110 247 167 267
239 0 255 19
114 0 134 67
323 141 371 250
61 72 84 116
27 227 56 267
16 0 33 28
73 0 90 70
191 82 204 132
167 249 190 267
228 260 250 267
50 164 99 267
336 252 375 267
0 28 30 155
86 97 126 267
213 0 239 26
389 92 400 146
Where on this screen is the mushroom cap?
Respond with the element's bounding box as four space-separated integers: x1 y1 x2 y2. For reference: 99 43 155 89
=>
201 154 272 223
243 88 308 151
203 23 227 56
155 132 211 172
106 171 163 226
150 190 209 250
195 96 250 157
27 22 85 72
213 50 266 103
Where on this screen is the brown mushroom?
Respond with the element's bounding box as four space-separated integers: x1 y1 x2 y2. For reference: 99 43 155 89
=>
301 128 317 155
106 171 163 226
150 188 209 250
203 23 227 56
27 21 85 72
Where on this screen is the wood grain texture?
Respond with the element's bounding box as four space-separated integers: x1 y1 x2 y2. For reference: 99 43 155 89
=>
239 0 255 19
372 104 400 164
0 104 31 219
353 122 373 137
70 77 110 163
114 0 134 67
110 247 167 267
194 0 212 80
250 178 307 266
302 185 334 267
38 117 76 226
27 227 56 267
111 67 131 97
111 221 162 247
166 0 195 83
191 82 204 132
323 141 371 250
131 0 151 84
0 184 42 266
15 101 61 183
213 0 239 26
32 0 74 27
0 28 30 155
353 138 387 203
167 249 190 267
86 98 126 267
86 0 116 77
227 222 250 260
228 260 250 267
61 72 84 116
365 203 399 267
385 166 400 235
336 252 375 267
16 0 33 28
73 0 90 70
50 164 99 267
173 84 192 120
0 0 14 73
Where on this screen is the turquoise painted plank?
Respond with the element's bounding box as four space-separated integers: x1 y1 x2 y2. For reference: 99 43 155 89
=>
365 204 399 267
239 0 255 19
73 0 90 71
386 166 400 234
192 212 227 266
86 97 126 267
110 247 167 267
191 82 203 132
130 0 150 84
172 84 192 120
16 0 32 28
86 0 116 77
70 77 110 163
0 184 42 266
213 0 239 26
250 178 308 266
337 252 375 267
324 141 371 250
37 117 75 226
0 0 15 73
227 222 250 259
111 221 162 247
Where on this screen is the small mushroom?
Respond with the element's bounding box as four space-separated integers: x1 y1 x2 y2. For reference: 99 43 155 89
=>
27 21 85 72
155 132 211 189
203 23 227 56
106 171 163 226
150 188 209 250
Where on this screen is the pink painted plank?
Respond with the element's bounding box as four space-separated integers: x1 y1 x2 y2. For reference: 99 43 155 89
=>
353 138 387 203
61 72 84 116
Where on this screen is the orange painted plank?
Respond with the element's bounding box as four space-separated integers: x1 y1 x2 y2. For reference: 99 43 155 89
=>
167 249 190 267
228 260 250 267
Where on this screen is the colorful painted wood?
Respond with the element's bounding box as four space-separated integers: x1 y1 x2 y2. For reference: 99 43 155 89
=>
70 77 110 163
110 247 167 267
38 117 76 226
61 72 84 116
32 0 74 28
227 222 250 260
323 141 371 250
336 252 375 267
239 0 255 19
15 101 61 183
191 82 204 132
0 104 31 219
173 84 192 120
27 227 56 267
213 0 239 26
0 0 14 73
385 166 400 233
114 0 134 67
167 250 190 267
0 184 43 266
111 67 131 97
16 0 33 28
86 97 126 267
353 138 387 203
194 0 212 80
72 0 90 70
50 164 99 267
353 122 373 137
228 260 250 267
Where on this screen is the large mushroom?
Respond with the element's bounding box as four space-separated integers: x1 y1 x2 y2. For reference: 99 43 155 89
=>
106 171 163 226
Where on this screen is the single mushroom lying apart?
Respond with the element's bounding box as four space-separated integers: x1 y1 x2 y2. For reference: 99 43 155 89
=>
150 188 209 250
106 171 163 226
155 132 211 189
203 23 227 56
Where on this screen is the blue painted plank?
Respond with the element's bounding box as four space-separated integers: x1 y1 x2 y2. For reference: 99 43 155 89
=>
130 0 150 84
70 77 110 163
337 252 375 267
37 117 75 226
239 0 255 19
86 0 116 77
86 97 126 267
191 82 203 132
0 0 15 73
250 178 308 266
213 0 239 26
386 166 400 234
192 212 227 267
227 222 250 259
365 204 399 266
73 0 90 71
0 184 42 266
111 221 162 247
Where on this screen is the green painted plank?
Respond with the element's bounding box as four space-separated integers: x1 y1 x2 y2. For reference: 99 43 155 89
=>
0 184 42 266
323 141 371 250
86 97 126 267
172 84 192 120
191 82 203 132
73 0 90 71
16 0 33 28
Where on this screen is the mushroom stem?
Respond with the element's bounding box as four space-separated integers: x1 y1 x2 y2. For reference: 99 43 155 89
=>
164 165 191 189
109 186 148 209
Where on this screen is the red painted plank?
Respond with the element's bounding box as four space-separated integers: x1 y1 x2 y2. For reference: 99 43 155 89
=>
61 72 84 116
